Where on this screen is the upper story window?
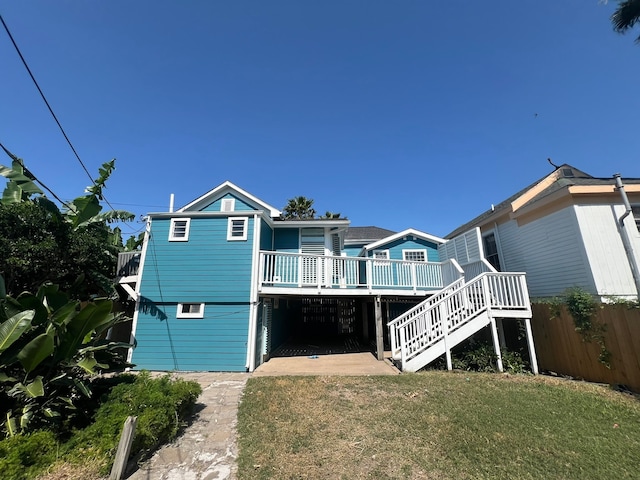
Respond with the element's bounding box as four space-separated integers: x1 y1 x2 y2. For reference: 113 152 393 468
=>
403 250 427 262
169 218 190 241
221 198 235 212
373 250 389 260
177 303 204 319
483 232 502 271
632 205 640 232
227 217 248 241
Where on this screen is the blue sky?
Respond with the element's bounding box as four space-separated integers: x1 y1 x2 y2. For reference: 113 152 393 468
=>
1 1 639 239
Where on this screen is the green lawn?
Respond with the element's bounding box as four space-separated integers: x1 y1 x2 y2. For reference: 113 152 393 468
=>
237 371 640 479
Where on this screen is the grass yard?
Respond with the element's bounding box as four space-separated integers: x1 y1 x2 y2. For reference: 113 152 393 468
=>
237 371 640 479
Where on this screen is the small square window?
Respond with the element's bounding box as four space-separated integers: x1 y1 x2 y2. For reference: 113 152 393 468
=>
373 250 389 260
176 303 204 318
221 198 235 212
227 217 248 241
403 250 427 262
169 218 191 241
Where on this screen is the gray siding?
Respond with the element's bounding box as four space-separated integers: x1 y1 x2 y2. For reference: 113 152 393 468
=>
496 206 595 298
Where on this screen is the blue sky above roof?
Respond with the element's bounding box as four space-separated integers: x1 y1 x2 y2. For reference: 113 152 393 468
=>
1 1 639 239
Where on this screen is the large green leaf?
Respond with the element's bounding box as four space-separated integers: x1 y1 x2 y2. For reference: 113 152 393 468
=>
17 330 55 373
0 160 43 204
15 294 49 326
9 377 44 399
24 376 44 398
0 310 34 353
56 300 114 361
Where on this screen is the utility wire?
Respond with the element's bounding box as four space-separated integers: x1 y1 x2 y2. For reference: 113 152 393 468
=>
0 13 122 217
0 140 72 208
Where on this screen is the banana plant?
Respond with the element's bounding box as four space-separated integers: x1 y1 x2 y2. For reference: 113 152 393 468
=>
0 277 133 436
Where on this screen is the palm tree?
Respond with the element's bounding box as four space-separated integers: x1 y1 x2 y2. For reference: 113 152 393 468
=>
320 211 342 219
282 196 316 220
611 0 640 42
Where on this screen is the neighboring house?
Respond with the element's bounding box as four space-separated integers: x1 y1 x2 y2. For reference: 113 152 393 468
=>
444 164 640 300
118 181 535 373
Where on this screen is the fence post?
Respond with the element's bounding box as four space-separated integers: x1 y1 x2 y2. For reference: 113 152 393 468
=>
109 416 138 480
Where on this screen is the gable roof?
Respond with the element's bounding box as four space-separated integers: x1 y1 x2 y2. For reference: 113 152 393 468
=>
177 181 281 217
362 228 446 253
345 226 397 244
447 164 640 238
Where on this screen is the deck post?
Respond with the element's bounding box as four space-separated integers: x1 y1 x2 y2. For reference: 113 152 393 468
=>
374 296 384 361
489 315 504 372
524 318 539 374
496 318 506 349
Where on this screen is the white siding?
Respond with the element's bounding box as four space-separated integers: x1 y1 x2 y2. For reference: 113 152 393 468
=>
574 204 639 298
495 206 595 298
440 228 482 264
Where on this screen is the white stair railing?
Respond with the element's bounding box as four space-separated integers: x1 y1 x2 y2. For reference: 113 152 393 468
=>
390 272 531 371
388 277 465 360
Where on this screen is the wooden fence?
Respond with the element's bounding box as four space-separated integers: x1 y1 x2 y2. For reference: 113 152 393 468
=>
531 303 640 392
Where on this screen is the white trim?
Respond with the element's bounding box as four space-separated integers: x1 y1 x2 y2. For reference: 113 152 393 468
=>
373 250 389 259
169 218 191 241
176 303 205 319
363 228 446 253
227 217 248 241
247 214 261 372
402 249 428 262
178 180 281 217
128 217 152 364
221 198 235 212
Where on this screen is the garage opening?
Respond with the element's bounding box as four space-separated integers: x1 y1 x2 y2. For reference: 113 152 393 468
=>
261 296 421 359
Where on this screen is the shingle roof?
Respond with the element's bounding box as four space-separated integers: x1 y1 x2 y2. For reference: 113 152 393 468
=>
446 164 640 239
345 226 396 243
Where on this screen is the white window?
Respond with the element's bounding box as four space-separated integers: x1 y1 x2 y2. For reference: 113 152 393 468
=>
221 198 235 212
373 250 389 260
403 250 427 262
169 218 190 241
176 303 204 318
227 217 248 241
632 205 640 232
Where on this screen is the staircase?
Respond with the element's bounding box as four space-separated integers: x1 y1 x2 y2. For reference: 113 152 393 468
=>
388 272 532 372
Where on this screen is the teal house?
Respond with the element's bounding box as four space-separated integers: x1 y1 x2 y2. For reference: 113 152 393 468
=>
118 181 537 373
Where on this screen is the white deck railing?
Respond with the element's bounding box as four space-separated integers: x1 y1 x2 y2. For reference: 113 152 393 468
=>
389 272 531 366
460 258 496 280
258 251 463 293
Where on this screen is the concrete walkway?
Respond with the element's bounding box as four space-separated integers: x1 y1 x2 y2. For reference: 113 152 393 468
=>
126 354 397 479
126 372 248 480
253 352 399 376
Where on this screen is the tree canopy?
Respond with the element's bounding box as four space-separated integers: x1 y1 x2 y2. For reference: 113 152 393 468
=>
282 196 316 220
611 0 640 42
0 152 137 299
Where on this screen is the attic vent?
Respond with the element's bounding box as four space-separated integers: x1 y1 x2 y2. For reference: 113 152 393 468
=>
221 198 235 212
562 168 574 178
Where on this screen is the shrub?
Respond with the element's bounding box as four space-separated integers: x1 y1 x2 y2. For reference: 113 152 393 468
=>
0 431 58 480
64 372 202 472
445 341 528 374
0 373 202 480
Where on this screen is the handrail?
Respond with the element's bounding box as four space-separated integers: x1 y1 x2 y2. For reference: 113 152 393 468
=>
389 272 531 368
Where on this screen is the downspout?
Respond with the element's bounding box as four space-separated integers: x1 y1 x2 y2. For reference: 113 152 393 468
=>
613 174 640 298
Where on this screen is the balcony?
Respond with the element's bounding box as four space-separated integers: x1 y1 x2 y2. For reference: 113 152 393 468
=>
258 251 463 296
116 251 141 278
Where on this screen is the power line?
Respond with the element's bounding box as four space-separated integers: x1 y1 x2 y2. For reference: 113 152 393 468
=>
0 141 71 208
0 13 138 233
0 14 122 214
